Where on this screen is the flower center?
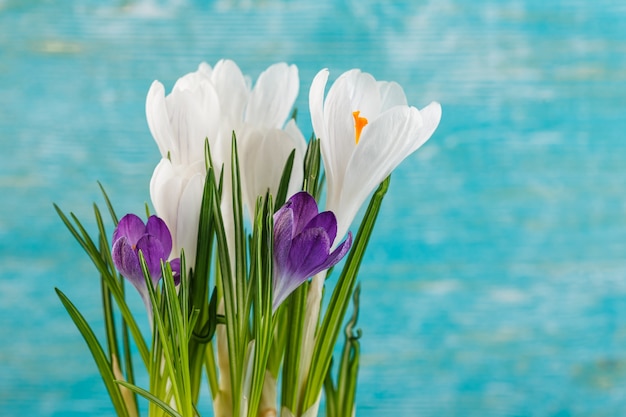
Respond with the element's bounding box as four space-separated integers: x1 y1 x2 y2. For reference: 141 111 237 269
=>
352 110 368 144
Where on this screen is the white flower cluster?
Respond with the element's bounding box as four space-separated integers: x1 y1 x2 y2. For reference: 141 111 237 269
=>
147 59 442 265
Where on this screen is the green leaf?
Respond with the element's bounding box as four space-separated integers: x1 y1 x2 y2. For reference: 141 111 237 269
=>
139 254 188 415
207 166 242 414
55 288 130 417
302 137 322 198
280 281 308 412
94 186 138 414
337 284 361 417
275 149 296 209
301 176 390 410
94 205 120 361
188 164 217 401
115 380 184 417
53 204 150 367
323 357 337 417
97 181 119 226
247 194 276 417
230 133 248 336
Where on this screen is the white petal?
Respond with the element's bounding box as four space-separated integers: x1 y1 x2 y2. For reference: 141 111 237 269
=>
317 71 355 211
164 84 220 165
320 69 380 215
284 118 307 158
238 126 304 224
150 159 205 264
341 69 381 118
172 69 210 92
146 81 175 159
309 68 329 143
408 101 442 154
246 62 299 129
174 171 204 265
335 106 425 240
197 61 212 77
150 159 183 243
283 118 307 198
237 127 265 222
377 80 408 111
210 59 249 125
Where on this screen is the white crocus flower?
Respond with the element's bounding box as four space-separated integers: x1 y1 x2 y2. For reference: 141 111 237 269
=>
150 158 205 266
238 119 306 223
146 66 224 264
196 59 303 223
309 68 442 241
299 70 441 415
236 62 303 223
146 69 221 166
146 60 303 266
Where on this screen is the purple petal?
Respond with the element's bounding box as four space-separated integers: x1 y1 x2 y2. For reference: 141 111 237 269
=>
169 258 181 286
112 236 145 289
146 215 173 257
303 211 337 247
272 227 338 312
272 270 303 312
288 227 332 279
273 206 295 278
113 214 146 246
317 232 352 272
286 192 320 236
135 235 166 286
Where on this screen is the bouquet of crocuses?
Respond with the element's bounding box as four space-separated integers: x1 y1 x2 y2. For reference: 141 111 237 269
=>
55 59 441 417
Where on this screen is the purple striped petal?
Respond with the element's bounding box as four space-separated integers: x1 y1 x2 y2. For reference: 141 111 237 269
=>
272 271 302 311
287 192 320 235
273 207 294 279
288 227 332 279
146 215 173 257
303 211 337 247
317 232 352 272
135 235 166 286
112 236 143 288
271 192 352 312
113 213 146 246
111 212 178 318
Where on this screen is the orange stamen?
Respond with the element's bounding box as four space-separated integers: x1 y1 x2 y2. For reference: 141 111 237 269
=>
352 110 368 144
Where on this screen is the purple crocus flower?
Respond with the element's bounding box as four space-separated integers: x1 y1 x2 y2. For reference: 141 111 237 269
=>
272 192 352 311
111 213 180 312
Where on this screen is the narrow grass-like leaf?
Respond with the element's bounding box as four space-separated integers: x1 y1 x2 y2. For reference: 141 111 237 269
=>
55 288 130 417
337 285 361 417
208 168 242 414
280 282 308 412
94 205 120 361
189 166 217 401
97 181 119 225
302 137 322 200
301 176 390 410
323 357 337 417
95 184 138 409
116 380 184 417
95 188 139 414
140 255 185 415
163 255 194 415
247 195 275 417
205 342 219 398
275 149 296 209
54 204 150 367
230 134 248 338
99 237 119 362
